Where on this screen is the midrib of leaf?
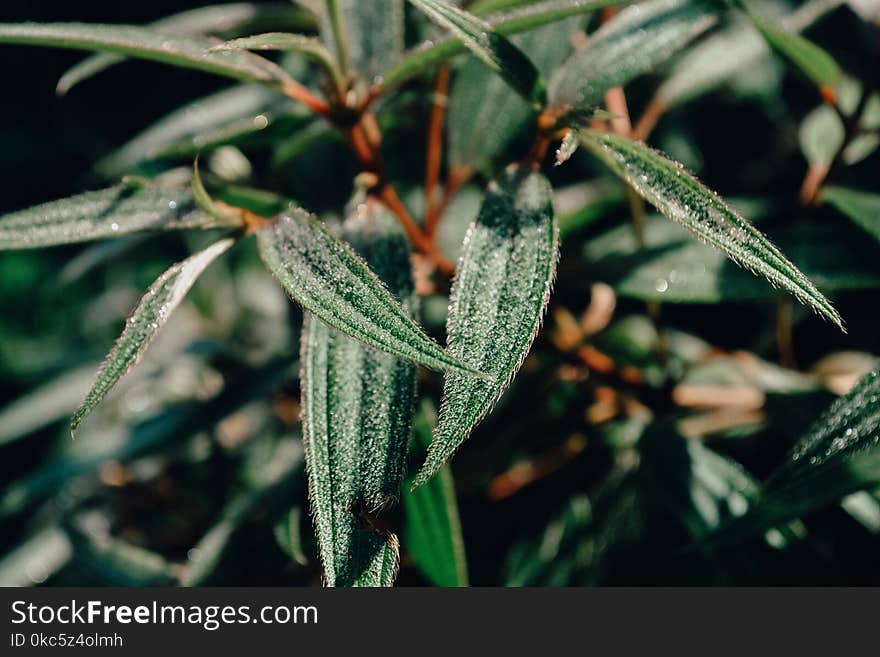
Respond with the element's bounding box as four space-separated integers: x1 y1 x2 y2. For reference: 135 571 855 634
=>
257 208 487 377
0 184 217 250
414 167 558 487
580 129 843 328
0 23 295 89
70 238 235 434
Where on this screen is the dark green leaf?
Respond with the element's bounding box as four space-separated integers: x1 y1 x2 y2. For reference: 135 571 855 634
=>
0 23 296 89
414 166 558 486
0 183 218 250
580 130 843 327
319 0 405 80
822 186 880 244
56 2 314 94
408 0 547 107
302 203 416 587
403 401 469 586
382 0 629 91
549 0 718 109
585 217 880 302
70 238 235 434
258 206 484 377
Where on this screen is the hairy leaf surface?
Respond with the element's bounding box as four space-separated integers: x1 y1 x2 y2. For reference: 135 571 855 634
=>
549 0 718 109
0 23 295 89
302 204 415 587
258 209 483 377
0 184 217 250
414 167 558 487
408 0 546 107
580 130 842 327
70 238 234 434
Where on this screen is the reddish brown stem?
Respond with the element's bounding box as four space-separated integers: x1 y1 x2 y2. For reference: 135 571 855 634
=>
632 96 666 142
281 80 332 118
425 64 452 236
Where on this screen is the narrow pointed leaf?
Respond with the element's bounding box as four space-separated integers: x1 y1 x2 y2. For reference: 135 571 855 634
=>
257 208 485 377
744 8 841 91
0 184 218 250
580 129 843 328
408 0 546 107
319 0 405 80
382 0 629 91
55 2 314 94
822 186 880 244
414 166 558 487
403 401 469 586
302 204 415 587
0 23 295 89
549 0 718 109
70 238 234 434
712 370 880 541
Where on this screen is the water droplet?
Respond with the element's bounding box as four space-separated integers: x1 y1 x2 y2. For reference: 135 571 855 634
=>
655 278 669 293
110 222 119 232
168 200 178 210
253 114 269 129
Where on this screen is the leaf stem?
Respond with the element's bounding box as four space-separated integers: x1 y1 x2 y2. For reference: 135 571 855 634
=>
425 63 452 237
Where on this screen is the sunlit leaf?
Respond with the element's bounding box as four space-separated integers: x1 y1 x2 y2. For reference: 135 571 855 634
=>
408 0 546 107
414 166 558 487
403 400 469 586
0 183 219 250
56 2 314 94
302 203 415 587
0 23 296 89
70 238 235 434
822 186 880 244
580 129 843 328
549 0 718 109
257 207 485 377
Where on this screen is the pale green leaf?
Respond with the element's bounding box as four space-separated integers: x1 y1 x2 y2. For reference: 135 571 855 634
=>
743 6 841 91
70 238 235 434
448 17 580 173
414 166 558 486
0 183 218 250
302 203 415 587
56 2 314 94
257 207 485 377
580 129 843 328
549 0 718 109
0 23 295 89
382 0 630 91
403 400 469 586
408 0 547 107
822 186 880 244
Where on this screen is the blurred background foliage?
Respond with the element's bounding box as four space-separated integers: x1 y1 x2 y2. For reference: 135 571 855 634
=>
1 0 878 586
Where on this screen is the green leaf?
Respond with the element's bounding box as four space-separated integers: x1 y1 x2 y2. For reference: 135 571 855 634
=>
319 0 404 80
257 207 485 377
403 401 469 586
0 183 218 250
585 217 880 302
70 238 235 435
822 186 880 244
579 130 843 328
0 23 296 89
549 0 718 109
381 0 629 91
658 0 844 108
55 2 315 94
210 33 344 90
408 0 547 107
448 17 580 173
713 369 880 540
301 203 416 587
414 166 558 487
743 7 841 91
